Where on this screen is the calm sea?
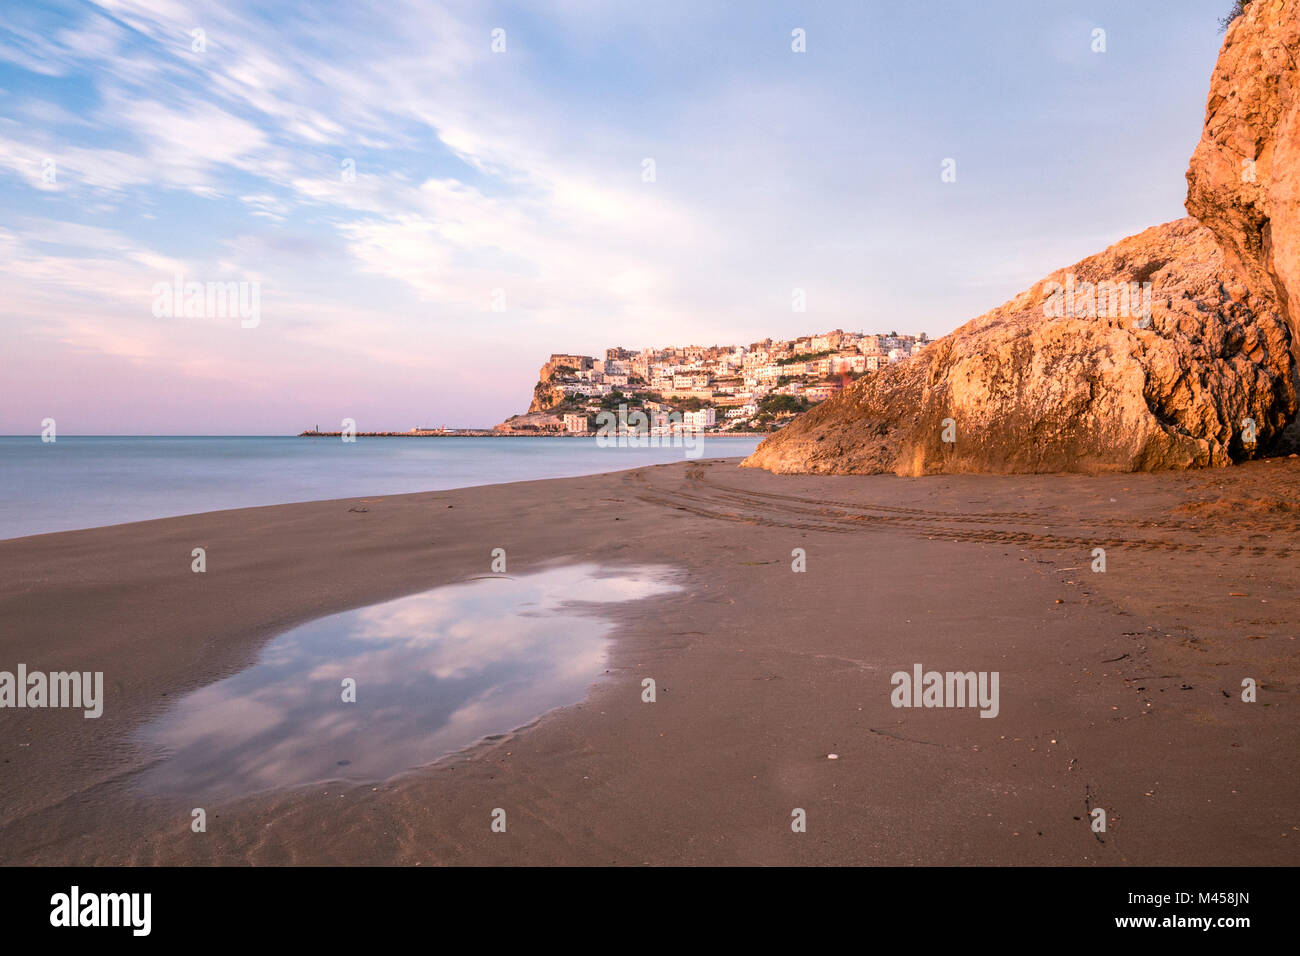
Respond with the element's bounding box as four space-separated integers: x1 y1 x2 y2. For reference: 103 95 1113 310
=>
0 435 762 541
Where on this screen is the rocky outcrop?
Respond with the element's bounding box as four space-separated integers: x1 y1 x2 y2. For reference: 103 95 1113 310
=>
744 1 1300 476
743 220 1296 474
1187 0 1300 347
527 353 593 413
494 411 566 433
528 380 567 414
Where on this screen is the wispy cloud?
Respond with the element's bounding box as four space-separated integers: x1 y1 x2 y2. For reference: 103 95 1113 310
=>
0 0 1229 432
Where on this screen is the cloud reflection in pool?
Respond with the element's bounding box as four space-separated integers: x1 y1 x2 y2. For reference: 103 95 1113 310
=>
134 564 679 799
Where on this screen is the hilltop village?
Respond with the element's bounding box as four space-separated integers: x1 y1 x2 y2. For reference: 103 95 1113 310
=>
496 329 928 434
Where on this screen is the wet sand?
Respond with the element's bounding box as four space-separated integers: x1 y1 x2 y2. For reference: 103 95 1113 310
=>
0 457 1296 865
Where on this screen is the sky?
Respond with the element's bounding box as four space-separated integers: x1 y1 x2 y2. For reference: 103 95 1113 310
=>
0 0 1236 434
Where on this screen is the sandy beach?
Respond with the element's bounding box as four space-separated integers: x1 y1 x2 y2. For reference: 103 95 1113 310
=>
1 457 1295 866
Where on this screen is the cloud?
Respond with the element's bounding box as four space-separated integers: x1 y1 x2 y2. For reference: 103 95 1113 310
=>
0 0 1215 432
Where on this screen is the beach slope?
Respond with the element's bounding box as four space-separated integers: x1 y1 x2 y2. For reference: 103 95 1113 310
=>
1 458 1295 865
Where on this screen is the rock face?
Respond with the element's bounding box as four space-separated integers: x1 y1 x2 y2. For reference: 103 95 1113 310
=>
1187 0 1300 348
744 221 1296 474
744 1 1300 476
527 353 593 413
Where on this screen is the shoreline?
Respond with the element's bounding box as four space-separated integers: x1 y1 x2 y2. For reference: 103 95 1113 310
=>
1 458 1296 864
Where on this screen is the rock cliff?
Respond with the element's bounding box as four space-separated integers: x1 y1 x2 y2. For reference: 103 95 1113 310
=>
527 353 593 413
1187 0 1300 346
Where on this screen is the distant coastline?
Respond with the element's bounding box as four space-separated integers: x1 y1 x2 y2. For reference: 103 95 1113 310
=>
300 428 498 437
297 428 773 438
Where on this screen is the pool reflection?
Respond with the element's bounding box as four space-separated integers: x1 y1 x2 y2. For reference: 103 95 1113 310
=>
134 564 679 799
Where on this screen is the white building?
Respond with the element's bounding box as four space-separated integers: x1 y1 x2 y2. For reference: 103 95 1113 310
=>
830 354 867 374
683 408 716 430
673 373 710 390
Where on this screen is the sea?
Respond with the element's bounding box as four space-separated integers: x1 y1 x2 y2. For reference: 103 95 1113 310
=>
0 435 762 541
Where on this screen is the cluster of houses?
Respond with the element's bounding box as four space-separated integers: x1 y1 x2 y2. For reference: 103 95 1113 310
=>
496 329 928 434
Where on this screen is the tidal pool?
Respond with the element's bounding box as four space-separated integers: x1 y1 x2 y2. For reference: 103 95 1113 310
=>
134 564 678 799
